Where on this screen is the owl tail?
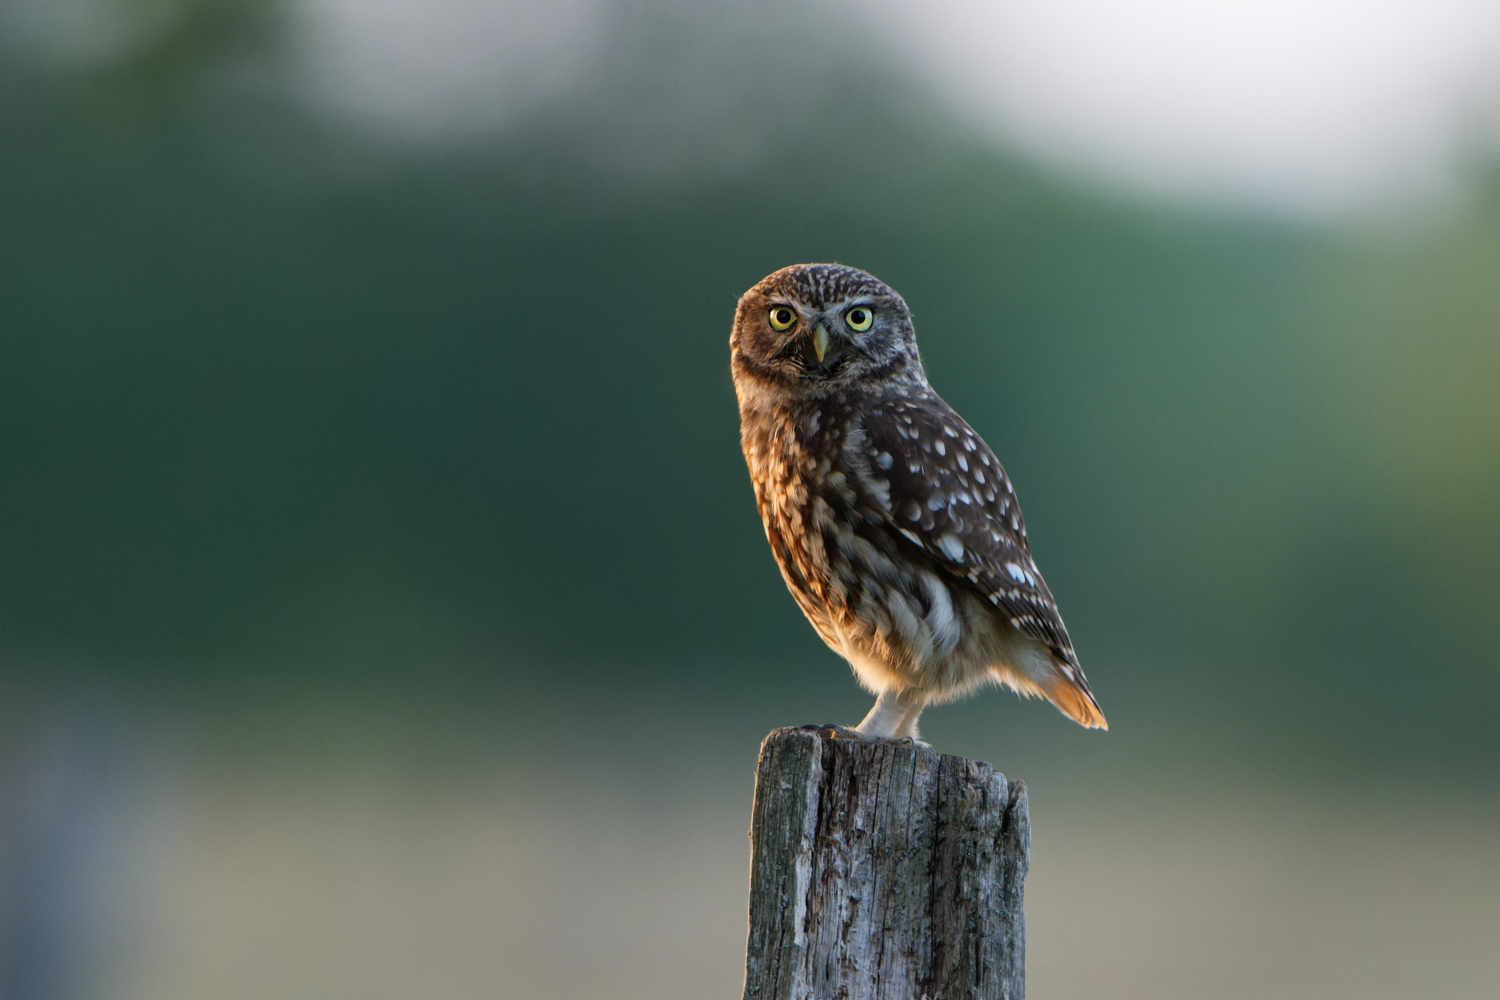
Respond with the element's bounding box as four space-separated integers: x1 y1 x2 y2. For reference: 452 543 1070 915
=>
1042 668 1108 730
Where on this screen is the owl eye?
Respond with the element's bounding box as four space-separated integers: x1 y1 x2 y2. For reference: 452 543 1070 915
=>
768 306 797 331
845 307 873 331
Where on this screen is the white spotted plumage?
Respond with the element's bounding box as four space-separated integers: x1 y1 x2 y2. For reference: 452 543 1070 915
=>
731 263 1107 741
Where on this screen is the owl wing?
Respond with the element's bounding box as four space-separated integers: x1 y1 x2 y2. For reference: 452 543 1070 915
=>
858 393 1105 725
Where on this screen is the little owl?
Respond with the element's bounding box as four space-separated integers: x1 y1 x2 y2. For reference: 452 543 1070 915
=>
731 263 1106 742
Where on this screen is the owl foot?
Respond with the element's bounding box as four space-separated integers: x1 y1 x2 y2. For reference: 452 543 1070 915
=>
798 724 931 750
869 734 932 750
800 723 867 740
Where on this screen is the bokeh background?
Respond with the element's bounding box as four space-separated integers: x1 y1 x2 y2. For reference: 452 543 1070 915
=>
2 1 1499 997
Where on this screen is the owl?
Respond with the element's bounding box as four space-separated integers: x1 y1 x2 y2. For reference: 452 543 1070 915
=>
731 263 1106 742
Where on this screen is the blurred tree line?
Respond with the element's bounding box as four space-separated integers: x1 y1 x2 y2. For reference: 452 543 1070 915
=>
0 0 1495 782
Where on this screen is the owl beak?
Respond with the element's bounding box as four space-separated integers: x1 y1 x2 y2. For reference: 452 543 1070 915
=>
811 324 830 363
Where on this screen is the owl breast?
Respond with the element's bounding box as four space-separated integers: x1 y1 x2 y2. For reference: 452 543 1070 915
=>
739 390 1009 699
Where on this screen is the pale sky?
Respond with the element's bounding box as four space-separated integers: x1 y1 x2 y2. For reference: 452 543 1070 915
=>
858 0 1500 213
11 0 1500 214
288 0 1500 214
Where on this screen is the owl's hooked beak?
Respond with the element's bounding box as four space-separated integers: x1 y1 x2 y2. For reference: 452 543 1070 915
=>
796 322 844 373
811 324 830 363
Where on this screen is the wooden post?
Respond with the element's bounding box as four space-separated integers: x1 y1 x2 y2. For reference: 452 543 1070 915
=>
743 727 1029 1000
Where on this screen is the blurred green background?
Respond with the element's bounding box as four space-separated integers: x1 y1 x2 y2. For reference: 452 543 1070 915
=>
1 1 1497 998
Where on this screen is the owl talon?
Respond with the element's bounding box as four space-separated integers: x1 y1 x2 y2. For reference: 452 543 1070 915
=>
817 723 867 740
795 725 930 749
874 735 931 749
796 723 869 740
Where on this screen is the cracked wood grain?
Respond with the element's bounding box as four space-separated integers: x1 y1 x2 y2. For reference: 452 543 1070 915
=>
743 728 1028 1000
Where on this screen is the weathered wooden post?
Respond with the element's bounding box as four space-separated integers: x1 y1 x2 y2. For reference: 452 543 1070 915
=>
743 727 1029 1000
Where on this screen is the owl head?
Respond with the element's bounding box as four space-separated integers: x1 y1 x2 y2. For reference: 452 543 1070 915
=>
731 263 926 397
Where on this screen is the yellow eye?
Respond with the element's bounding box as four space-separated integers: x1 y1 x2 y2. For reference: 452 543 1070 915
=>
768 306 797 331
845 306 873 331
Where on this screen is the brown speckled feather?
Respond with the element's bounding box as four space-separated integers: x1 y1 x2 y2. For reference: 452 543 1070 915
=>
732 263 1106 738
855 393 1084 668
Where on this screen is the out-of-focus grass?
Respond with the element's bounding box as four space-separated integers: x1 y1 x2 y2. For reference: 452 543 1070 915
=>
18 703 1489 1000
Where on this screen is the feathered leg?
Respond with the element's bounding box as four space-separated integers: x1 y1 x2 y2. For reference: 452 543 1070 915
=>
854 687 928 741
